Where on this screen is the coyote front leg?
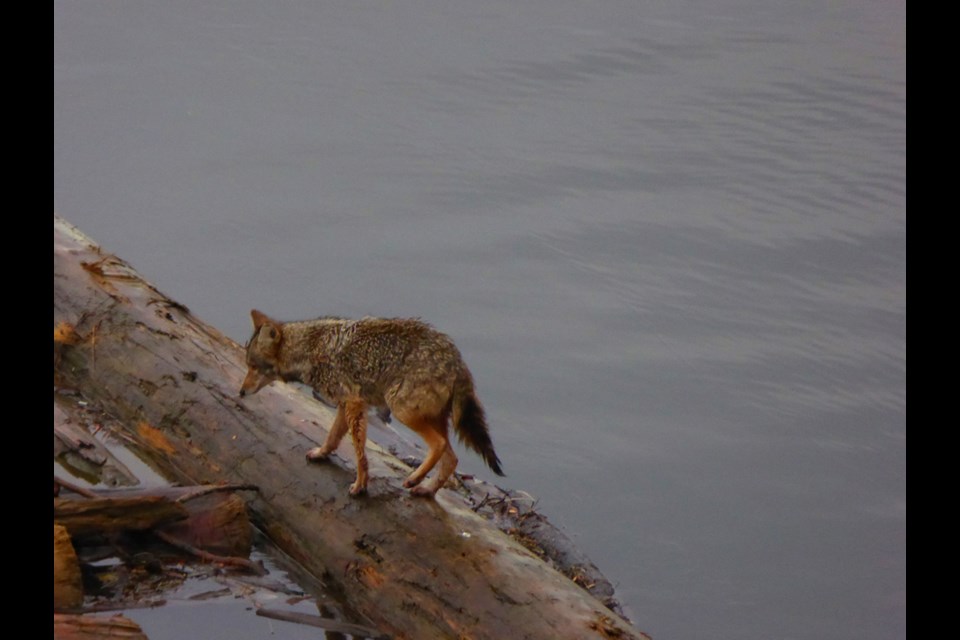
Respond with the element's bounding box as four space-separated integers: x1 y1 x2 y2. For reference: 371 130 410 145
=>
305 400 369 497
306 403 349 461
344 399 369 496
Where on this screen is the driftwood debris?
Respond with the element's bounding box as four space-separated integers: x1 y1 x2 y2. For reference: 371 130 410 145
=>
54 524 84 610
54 495 189 537
54 402 139 487
53 214 647 640
53 613 148 640
256 608 389 639
53 480 262 633
54 484 256 562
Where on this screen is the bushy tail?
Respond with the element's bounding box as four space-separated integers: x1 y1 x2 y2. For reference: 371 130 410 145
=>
452 371 504 476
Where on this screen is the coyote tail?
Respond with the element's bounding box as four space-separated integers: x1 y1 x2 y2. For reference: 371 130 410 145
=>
452 371 504 476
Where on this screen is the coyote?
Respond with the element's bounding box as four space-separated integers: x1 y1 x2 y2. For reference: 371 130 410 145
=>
239 310 503 497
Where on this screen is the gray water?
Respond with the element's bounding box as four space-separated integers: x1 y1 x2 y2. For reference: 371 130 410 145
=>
54 2 906 639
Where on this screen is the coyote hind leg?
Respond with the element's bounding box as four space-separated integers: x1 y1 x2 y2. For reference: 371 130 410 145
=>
415 444 458 497
398 415 456 497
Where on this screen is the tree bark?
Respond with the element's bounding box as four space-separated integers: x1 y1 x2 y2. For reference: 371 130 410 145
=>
53 214 647 640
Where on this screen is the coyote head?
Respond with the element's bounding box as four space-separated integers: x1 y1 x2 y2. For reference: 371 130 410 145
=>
239 309 283 397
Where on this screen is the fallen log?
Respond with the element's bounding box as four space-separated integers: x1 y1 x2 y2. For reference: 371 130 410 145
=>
153 487 255 560
54 484 255 560
53 495 189 537
53 214 648 640
53 613 147 640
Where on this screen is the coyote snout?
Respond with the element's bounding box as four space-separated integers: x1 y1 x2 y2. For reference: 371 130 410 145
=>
240 309 503 498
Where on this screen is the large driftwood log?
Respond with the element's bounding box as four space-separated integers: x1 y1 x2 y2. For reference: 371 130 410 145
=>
53 215 647 640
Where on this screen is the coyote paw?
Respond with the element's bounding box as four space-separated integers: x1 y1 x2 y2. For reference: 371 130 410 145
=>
409 484 438 498
402 475 423 489
349 482 367 497
305 447 330 461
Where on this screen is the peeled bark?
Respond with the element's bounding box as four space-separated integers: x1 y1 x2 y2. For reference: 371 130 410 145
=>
53 214 647 640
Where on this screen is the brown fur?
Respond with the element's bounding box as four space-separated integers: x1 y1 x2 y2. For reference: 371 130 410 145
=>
240 310 503 497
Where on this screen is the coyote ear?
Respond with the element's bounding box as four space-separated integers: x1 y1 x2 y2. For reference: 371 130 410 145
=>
251 309 281 345
250 309 272 329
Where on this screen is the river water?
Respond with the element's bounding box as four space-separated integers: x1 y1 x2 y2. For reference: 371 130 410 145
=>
54 2 905 639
